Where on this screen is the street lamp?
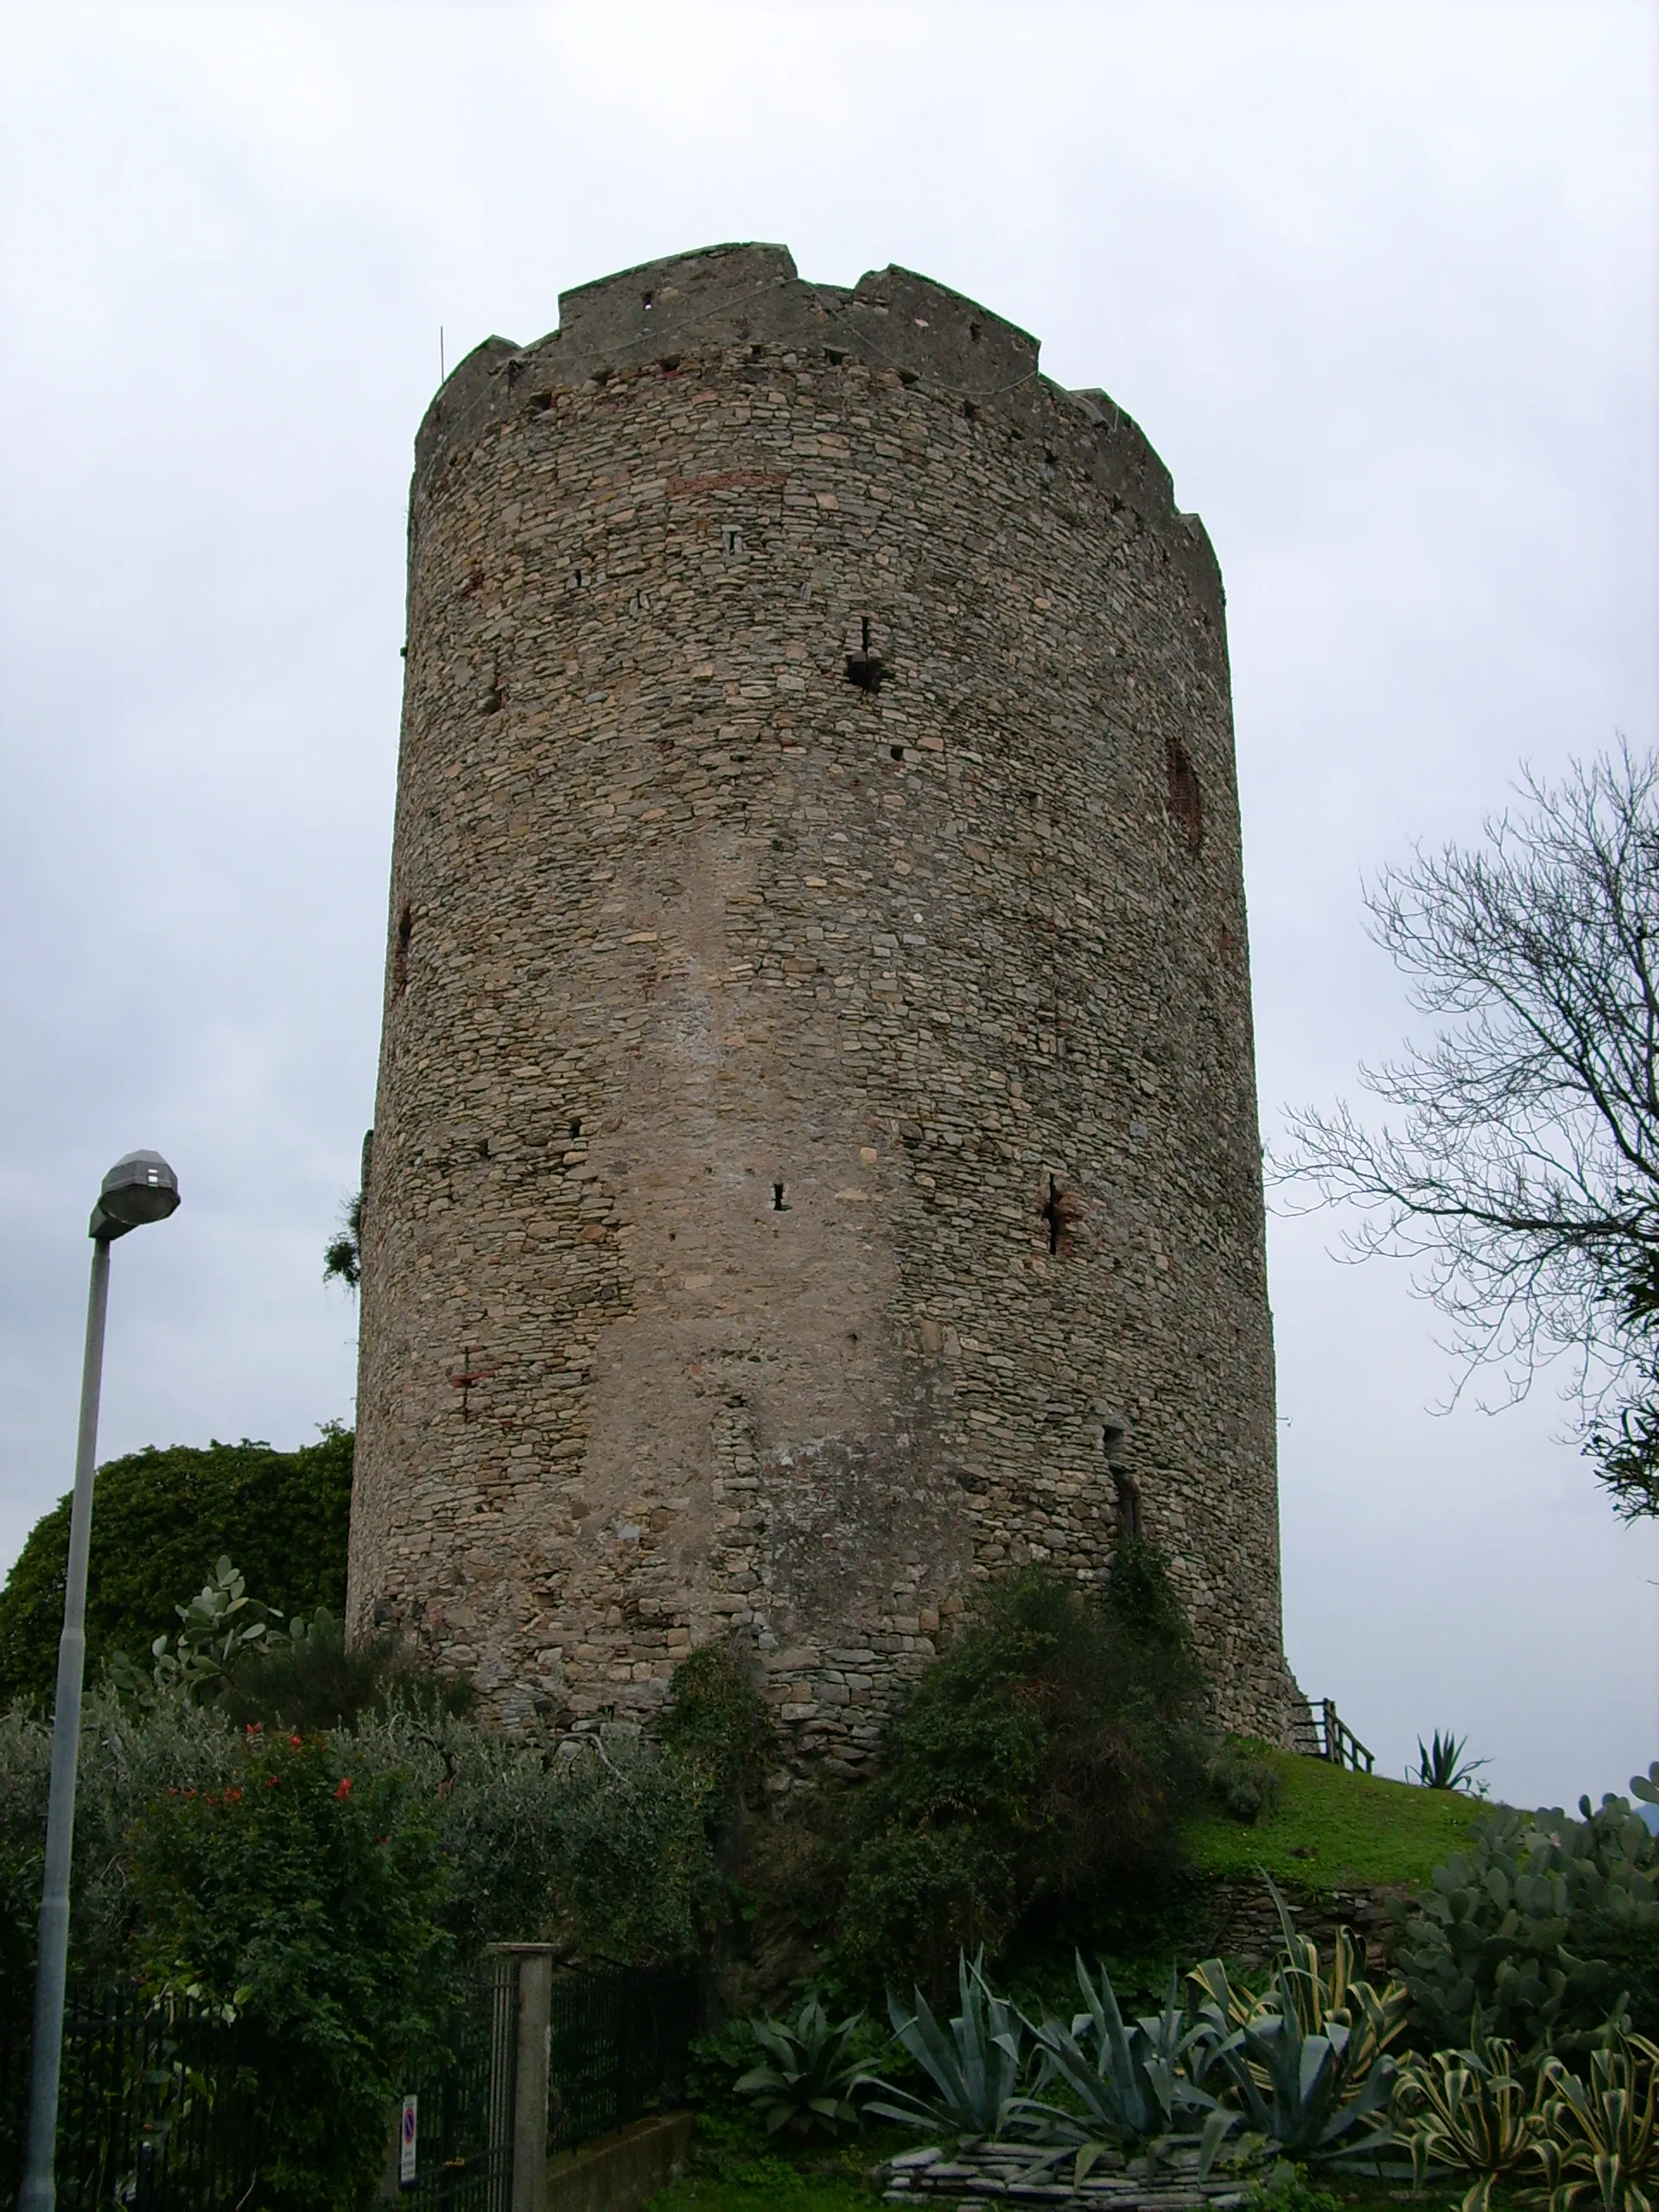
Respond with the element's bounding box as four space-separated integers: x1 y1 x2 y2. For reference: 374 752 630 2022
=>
21 1152 181 2212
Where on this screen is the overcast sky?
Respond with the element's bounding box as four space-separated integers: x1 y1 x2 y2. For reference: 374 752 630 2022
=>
1 1 1654 1810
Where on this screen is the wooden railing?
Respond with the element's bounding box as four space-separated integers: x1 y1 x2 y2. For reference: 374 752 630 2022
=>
1313 1696 1375 1773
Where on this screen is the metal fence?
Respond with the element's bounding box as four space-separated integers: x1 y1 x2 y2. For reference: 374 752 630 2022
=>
546 1967 699 2152
2 1958 701 2212
0 1981 262 2211
397 1958 518 2212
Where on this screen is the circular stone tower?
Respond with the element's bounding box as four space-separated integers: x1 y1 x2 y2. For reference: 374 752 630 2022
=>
349 242 1302 1760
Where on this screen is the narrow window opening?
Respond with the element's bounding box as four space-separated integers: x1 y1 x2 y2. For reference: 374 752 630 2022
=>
846 617 886 694
1166 736 1203 851
1112 1465 1143 1543
529 391 553 414
772 1183 789 1211
569 1117 582 1137
824 346 848 365
642 289 654 310
969 321 982 343
391 905 413 1001
1041 1174 1072 1255
890 744 906 760
962 399 977 422
723 526 744 556
750 343 766 361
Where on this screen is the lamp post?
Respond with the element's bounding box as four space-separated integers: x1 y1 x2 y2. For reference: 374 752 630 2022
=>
21 1151 181 2212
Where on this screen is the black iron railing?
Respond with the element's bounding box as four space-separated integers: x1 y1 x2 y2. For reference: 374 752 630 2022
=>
546 1967 699 2152
3 1956 701 2211
0 1980 262 2211
398 1959 518 2212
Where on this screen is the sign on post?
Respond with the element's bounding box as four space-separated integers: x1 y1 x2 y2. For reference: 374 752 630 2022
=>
399 2094 418 2187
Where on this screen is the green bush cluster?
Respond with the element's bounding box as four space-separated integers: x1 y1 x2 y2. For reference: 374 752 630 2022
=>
1394 1795 1659 2052
130 1728 454 2212
0 1428 353 1709
721 1903 1659 2212
797 1550 1207 1995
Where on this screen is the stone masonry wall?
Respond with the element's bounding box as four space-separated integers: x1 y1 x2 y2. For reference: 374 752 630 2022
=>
347 243 1303 1771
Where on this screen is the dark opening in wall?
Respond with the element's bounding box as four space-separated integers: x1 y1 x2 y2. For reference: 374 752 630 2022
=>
642 289 654 310
1042 1175 1070 1255
1166 737 1203 851
392 905 413 1001
963 399 978 422
772 1183 789 1211
891 745 906 760
846 617 886 694
1112 1466 1144 1543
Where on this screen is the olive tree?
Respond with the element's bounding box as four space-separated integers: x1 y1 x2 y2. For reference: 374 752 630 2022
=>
1279 743 1659 1520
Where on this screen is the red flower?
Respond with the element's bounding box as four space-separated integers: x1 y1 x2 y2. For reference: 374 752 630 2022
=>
266 1776 279 1788
288 1734 302 1750
334 1777 353 1800
245 1722 263 1735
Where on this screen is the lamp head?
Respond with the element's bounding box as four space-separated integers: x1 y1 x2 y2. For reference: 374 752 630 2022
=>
90 1151 181 1241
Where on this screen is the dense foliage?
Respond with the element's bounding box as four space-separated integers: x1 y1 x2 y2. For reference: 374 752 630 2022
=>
0 1428 353 1707
130 1727 454 2212
828 1551 1206 1993
1394 1795 1659 2052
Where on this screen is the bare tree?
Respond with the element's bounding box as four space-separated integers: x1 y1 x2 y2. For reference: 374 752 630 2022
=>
1277 744 1659 1520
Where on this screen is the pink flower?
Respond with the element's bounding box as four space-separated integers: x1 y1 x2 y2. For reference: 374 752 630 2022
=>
334 1777 353 1800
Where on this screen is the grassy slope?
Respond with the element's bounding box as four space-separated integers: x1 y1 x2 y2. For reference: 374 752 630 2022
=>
1183 1747 1484 1891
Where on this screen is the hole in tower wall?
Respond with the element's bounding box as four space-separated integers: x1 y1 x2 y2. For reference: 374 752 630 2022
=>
391 905 413 1001
962 399 977 422
772 1183 789 1211
846 616 886 695
1166 737 1203 851
642 290 654 310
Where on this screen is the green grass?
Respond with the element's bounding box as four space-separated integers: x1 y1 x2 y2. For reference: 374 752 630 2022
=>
1183 1747 1485 1891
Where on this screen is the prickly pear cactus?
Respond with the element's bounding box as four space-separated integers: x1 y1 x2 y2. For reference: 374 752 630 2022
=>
1393 1794 1659 2054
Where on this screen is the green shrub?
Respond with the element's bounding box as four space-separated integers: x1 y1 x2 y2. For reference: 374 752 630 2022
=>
219 1607 474 1732
1206 1738 1283 1825
1395 1795 1659 2054
661 1643 778 1805
130 1726 454 2212
835 1554 1205 1994
0 1428 353 1709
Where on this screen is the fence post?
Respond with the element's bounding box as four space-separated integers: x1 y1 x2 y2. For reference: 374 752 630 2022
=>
502 1946 556 2212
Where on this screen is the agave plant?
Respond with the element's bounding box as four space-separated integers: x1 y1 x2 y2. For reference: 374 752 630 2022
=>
732 1998 874 2139
1189 1874 1409 2092
861 1950 1028 2143
1012 1957 1237 2185
1413 1730 1492 1795
1198 1964 1397 2168
1531 2029 1659 2212
1393 2022 1546 2212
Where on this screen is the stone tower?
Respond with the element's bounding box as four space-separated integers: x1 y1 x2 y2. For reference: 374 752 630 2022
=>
348 243 1301 1763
